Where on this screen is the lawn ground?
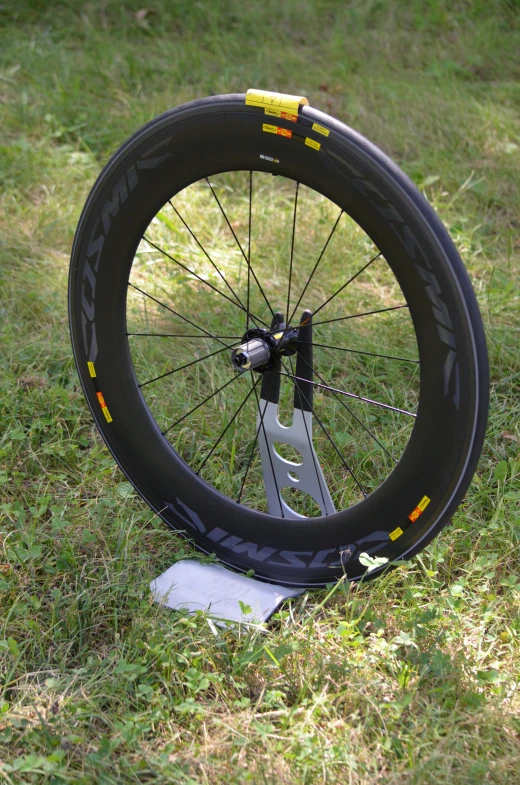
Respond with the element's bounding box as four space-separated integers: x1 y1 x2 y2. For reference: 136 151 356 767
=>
0 2 519 783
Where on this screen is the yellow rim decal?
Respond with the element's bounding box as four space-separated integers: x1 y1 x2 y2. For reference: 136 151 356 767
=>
305 137 321 150
96 391 113 423
408 495 431 522
418 495 431 511
87 361 96 378
311 122 330 137
389 527 403 541
262 123 292 138
264 108 298 122
246 88 309 114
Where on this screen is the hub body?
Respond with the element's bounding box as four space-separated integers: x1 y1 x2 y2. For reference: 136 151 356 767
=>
231 325 299 373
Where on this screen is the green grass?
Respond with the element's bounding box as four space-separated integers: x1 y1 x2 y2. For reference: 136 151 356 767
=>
1 1 519 782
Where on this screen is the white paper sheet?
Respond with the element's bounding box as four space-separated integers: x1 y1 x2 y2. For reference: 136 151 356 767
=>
150 559 303 623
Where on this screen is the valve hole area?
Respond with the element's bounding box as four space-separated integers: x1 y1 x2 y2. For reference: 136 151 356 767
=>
288 471 299 483
281 488 321 518
273 443 303 464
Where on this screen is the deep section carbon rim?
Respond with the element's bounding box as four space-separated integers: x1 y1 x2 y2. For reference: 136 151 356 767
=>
69 93 488 586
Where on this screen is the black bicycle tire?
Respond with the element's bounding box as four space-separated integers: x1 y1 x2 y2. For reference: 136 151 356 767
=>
69 93 489 586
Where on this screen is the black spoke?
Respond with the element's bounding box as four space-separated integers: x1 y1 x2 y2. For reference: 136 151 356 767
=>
162 373 241 436
295 351 397 463
168 199 262 327
237 375 273 504
287 356 329 514
306 343 419 364
205 177 276 319
138 342 235 388
128 282 230 347
251 376 284 516
127 332 242 339
197 376 260 475
286 181 299 322
143 234 263 322
261 305 408 342
280 359 367 498
312 304 408 328
312 251 381 317
289 209 343 324
277 369 417 417
247 171 252 332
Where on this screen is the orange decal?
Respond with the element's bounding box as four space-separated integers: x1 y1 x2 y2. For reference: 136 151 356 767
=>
262 123 292 138
96 391 113 422
408 495 431 522
264 108 298 121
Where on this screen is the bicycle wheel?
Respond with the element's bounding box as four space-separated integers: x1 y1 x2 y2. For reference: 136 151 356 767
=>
69 90 488 587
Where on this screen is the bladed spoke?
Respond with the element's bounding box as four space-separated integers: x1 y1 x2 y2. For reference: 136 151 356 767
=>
162 373 242 436
237 374 273 504
206 177 276 319
138 342 236 388
280 359 367 498
127 332 242 339
276 369 417 417
168 199 264 328
128 282 230 347
312 304 408 328
286 181 299 322
294 351 398 463
287 356 329 514
262 304 408 341
289 209 343 324
305 342 419 364
251 376 284 516
197 376 260 475
143 234 263 321
312 251 381 317
247 171 253 332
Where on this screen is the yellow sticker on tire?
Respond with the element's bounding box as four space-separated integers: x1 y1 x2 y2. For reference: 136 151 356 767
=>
389 527 403 541
246 89 308 114
305 137 321 150
87 361 96 378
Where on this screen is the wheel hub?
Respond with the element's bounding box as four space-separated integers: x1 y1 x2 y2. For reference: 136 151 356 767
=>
231 324 299 372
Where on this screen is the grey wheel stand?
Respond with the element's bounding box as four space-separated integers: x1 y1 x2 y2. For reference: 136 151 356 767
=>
150 313 338 621
255 311 335 518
